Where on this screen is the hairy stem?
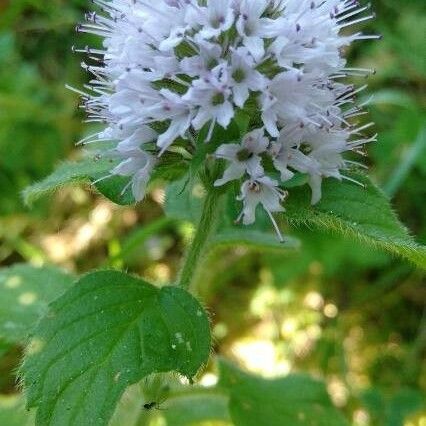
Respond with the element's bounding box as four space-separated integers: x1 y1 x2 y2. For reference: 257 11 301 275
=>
178 183 222 291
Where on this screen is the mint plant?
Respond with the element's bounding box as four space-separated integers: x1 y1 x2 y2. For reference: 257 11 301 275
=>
6 0 423 425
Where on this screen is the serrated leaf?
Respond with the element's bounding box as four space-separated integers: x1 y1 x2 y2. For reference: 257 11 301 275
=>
0 264 74 344
219 360 349 426
21 270 211 426
23 152 188 207
285 173 426 269
22 157 113 205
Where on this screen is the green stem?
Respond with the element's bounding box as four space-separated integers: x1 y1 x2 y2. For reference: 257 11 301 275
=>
178 184 222 290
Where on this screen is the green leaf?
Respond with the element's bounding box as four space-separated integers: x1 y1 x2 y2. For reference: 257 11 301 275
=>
109 384 144 426
384 126 426 197
285 173 426 269
94 154 189 206
0 264 74 344
22 157 113 205
219 360 349 426
0 395 34 426
386 389 424 426
21 270 211 426
164 177 206 223
211 229 300 252
22 152 189 207
361 387 425 426
93 175 136 206
162 390 231 426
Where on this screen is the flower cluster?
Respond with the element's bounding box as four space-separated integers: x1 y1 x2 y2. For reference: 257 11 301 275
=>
74 0 378 237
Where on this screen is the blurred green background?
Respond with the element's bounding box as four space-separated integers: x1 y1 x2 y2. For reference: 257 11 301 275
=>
0 0 425 425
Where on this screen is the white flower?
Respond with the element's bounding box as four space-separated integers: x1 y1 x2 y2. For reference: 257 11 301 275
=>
214 128 269 186
184 64 234 130
74 0 377 227
112 149 157 201
190 0 235 40
116 126 158 152
229 48 266 107
180 41 222 77
235 0 270 61
237 175 287 241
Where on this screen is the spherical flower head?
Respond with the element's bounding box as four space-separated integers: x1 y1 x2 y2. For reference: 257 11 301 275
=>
74 0 378 238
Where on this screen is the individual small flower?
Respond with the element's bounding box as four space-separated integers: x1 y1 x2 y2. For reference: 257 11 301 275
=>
229 48 266 107
191 0 235 40
237 175 288 241
214 128 269 186
184 64 234 131
235 0 270 61
111 149 157 201
180 41 222 77
116 126 158 152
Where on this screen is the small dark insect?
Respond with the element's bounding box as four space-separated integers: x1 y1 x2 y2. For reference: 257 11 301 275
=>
143 401 160 410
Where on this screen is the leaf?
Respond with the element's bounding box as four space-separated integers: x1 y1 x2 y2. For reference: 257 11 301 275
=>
93 175 136 206
361 387 425 426
164 177 206 223
162 390 231 426
285 173 426 269
110 381 232 426
93 154 189 206
22 152 189 207
386 389 424 426
219 360 349 426
384 126 426 197
21 270 211 426
0 264 74 344
109 384 144 426
0 395 34 426
22 157 113 205
211 229 300 252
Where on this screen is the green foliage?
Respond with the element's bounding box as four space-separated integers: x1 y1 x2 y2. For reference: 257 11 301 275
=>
165 177 301 253
165 177 206 224
22 158 113 205
0 395 34 426
165 172 425 267
21 271 211 426
0 264 74 344
285 173 426 268
163 390 231 426
1 1 426 425
211 229 300 252
361 387 425 426
23 153 190 206
94 175 136 206
219 360 349 426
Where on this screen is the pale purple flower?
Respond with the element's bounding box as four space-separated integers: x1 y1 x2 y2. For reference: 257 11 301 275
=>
74 0 377 232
